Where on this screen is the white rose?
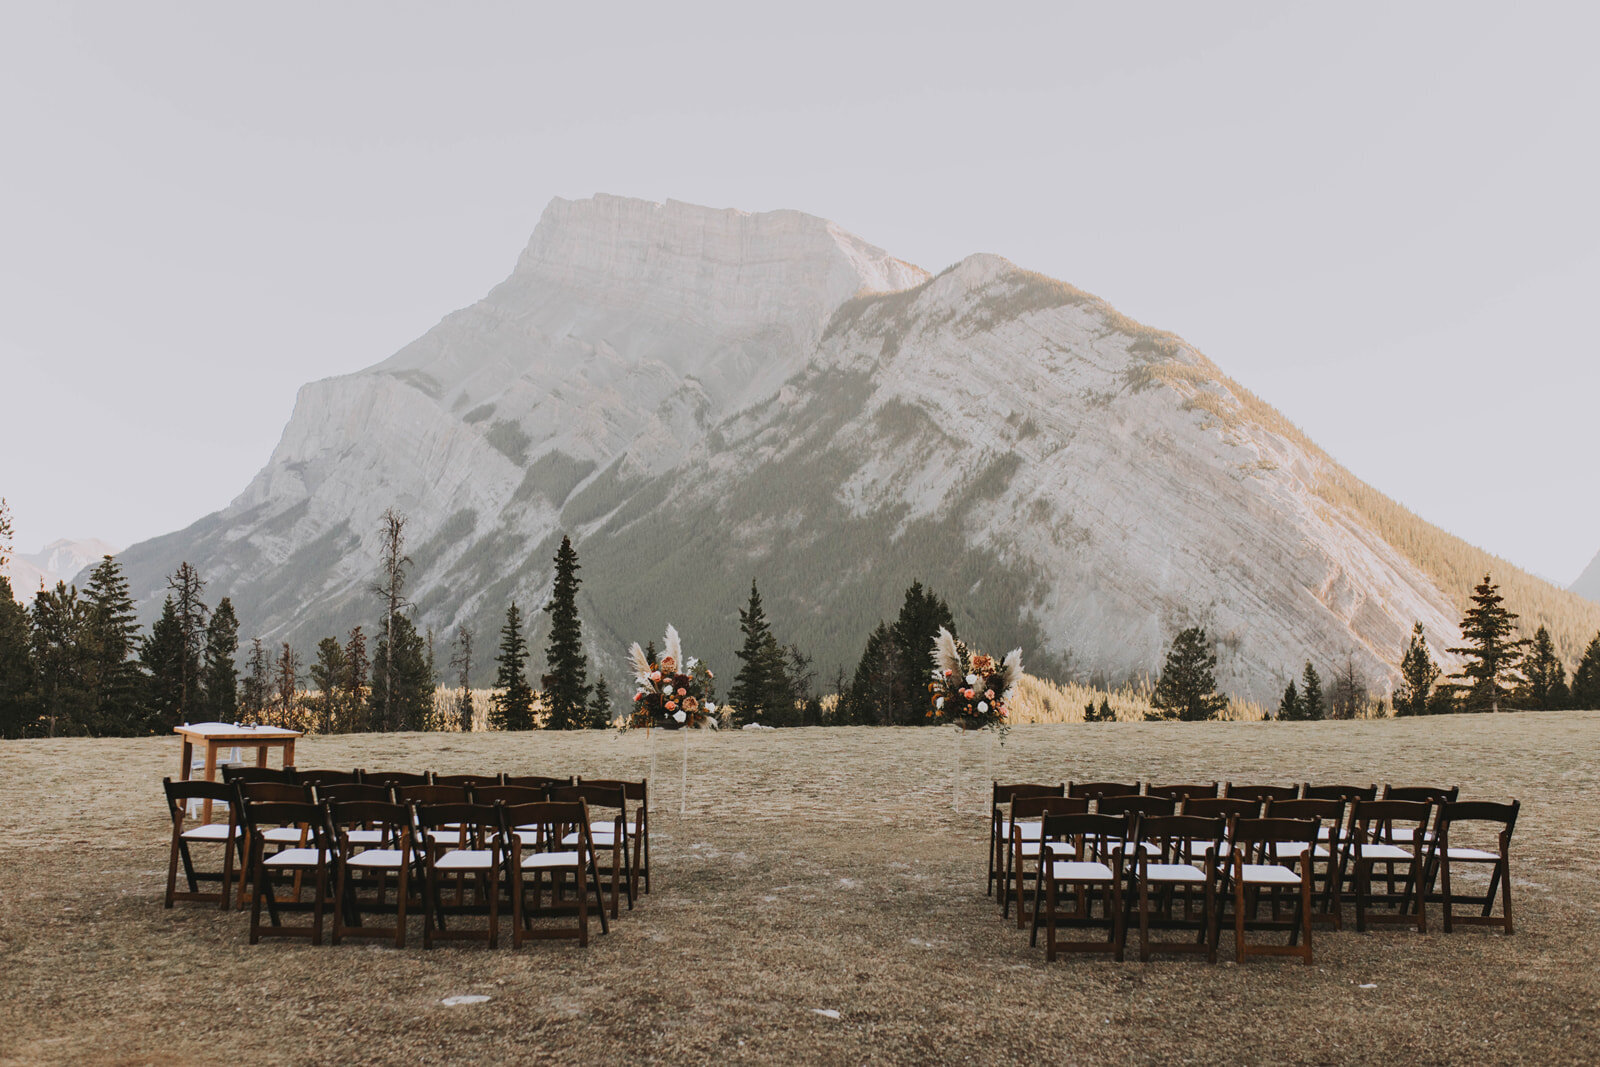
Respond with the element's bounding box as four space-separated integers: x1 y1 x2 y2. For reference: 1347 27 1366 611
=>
965 673 978 686
978 701 989 714
935 697 945 709
705 702 717 713
673 710 687 723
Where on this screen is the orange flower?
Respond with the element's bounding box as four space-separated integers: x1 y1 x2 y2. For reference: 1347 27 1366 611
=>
683 697 699 711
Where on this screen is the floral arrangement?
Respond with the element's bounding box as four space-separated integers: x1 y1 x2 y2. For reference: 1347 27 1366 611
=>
928 626 1020 731
626 625 717 729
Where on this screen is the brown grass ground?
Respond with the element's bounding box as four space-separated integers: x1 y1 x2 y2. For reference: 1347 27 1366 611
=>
2 713 1598 1066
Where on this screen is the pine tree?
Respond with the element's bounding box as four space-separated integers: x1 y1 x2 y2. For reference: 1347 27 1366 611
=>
368 613 431 731
81 556 143 734
1150 627 1228 721
1517 625 1568 710
842 622 897 725
542 535 590 730
1393 623 1441 717
1300 662 1324 721
199 597 240 722
784 644 818 727
1446 574 1526 713
240 637 271 724
0 571 33 739
1571 633 1600 710
1278 679 1302 721
448 624 474 732
309 636 347 733
343 626 370 732
31 581 91 736
729 581 780 721
140 596 187 733
586 673 613 729
887 581 956 725
166 563 208 724
273 643 301 726
372 509 410 732
491 602 534 730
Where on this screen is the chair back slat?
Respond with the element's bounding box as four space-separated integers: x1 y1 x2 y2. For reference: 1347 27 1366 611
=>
297 769 363 787
1181 797 1260 820
504 774 571 790
1010 795 1088 821
222 765 301 786
1301 783 1376 802
577 778 648 802
1382 784 1459 804
1231 816 1319 846
1097 796 1176 818
1144 782 1219 801
1222 784 1297 803
363 771 431 788
470 784 550 805
396 783 470 806
431 774 502 788
312 782 392 805
1067 781 1141 799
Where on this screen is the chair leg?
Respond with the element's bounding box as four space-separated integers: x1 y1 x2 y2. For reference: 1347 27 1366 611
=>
1499 859 1513 934
165 828 182 908
1300 874 1313 965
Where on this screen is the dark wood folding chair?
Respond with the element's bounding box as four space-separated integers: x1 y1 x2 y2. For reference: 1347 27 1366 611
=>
1031 812 1129 962
233 779 315 906
1131 814 1225 963
327 799 416 948
1004 795 1088 925
989 782 1065 900
551 784 632 917
163 777 241 910
222 765 301 786
504 774 572 791
579 778 652 896
1222 783 1298 805
469 784 550 805
297 769 364 788
363 771 432 790
1178 797 1259 865
416 802 504 949
1348 798 1432 933
1097 796 1176 865
243 799 334 945
1432 799 1519 934
1067 781 1141 800
1264 797 1348 929
1225 817 1319 965
1145 782 1220 802
501 799 608 947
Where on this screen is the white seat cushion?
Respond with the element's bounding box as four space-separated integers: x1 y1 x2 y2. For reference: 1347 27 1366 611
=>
1268 842 1331 859
1007 819 1043 841
1190 840 1233 857
1051 860 1115 882
521 850 582 870
435 849 497 871
425 828 469 845
344 829 385 846
263 847 328 867
564 829 623 848
181 823 240 841
1240 863 1302 886
1106 841 1161 857
262 827 307 843
1015 841 1042 858
347 848 407 869
1353 843 1412 861
1445 846 1501 862
1143 862 1207 884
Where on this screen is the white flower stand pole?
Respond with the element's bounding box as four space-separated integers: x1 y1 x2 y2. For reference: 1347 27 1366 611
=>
681 725 690 816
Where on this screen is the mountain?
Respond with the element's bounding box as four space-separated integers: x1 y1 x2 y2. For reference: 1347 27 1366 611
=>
116 195 1600 701
1572 550 1600 604
4 538 118 603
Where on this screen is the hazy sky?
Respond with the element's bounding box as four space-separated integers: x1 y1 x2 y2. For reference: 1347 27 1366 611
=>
2 2 1596 582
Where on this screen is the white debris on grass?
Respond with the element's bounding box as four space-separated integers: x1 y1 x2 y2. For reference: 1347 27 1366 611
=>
441 995 492 1006
812 1009 841 1020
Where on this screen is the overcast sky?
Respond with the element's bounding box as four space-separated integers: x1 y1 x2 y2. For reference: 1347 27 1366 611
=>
2 2 1596 582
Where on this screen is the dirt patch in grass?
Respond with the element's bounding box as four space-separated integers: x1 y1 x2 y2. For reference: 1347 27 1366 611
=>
2 713 1598 1065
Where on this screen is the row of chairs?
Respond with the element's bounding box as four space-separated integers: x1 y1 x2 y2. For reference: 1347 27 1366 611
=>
989 780 1519 964
163 768 652 949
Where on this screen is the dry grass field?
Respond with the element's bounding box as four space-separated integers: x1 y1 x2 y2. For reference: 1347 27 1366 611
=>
2 713 1598 1065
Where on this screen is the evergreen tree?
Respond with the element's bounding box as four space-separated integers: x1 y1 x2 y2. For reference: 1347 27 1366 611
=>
1278 679 1302 721
841 622 897 725
343 626 370 732
140 596 187 733
81 556 142 734
491 602 534 730
31 581 91 736
199 597 240 722
165 563 208 724
368 613 431 731
239 637 270 724
1084 698 1112 723
785 644 819 727
1517 625 1568 710
729 581 784 722
1393 623 1441 717
1149 627 1228 721
0 571 33 738
887 581 956 725
1571 633 1600 710
1300 661 1324 721
542 535 591 730
586 673 613 729
309 636 347 733
1446 574 1526 713
448 624 473 732
273 642 301 726
1098 697 1113 723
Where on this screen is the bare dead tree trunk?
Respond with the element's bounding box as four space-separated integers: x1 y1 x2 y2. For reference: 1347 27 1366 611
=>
372 509 410 732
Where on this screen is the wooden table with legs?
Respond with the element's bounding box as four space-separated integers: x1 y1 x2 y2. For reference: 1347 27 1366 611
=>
174 722 303 822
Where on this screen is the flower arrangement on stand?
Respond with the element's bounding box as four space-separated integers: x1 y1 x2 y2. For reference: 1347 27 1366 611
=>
929 626 1020 732
626 624 718 729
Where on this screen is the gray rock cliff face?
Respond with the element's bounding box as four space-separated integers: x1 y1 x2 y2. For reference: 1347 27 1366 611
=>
121 195 1507 700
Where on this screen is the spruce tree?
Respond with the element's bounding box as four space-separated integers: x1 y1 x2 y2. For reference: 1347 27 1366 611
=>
1571 633 1600 710
240 637 271 724
0 572 33 739
166 563 208 724
343 626 370 731
273 643 301 726
310 636 347 733
140 596 187 733
1446 574 1526 713
1393 623 1441 717
1517 625 1568 710
368 613 431 731
31 581 91 736
587 673 613 729
1300 662 1324 721
199 597 240 722
729 581 780 721
887 581 956 725
1150 627 1228 721
491 602 534 730
842 622 897 725
541 536 591 730
1278 679 1302 721
81 556 143 734
448 624 474 732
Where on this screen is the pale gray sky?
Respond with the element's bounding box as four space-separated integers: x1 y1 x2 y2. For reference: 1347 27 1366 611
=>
2 2 1596 582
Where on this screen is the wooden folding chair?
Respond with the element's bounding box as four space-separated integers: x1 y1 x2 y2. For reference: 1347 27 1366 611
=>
1132 814 1225 963
1432 800 1519 935
1264 798 1347 929
989 782 1065 901
1348 799 1432 933
579 778 652 895
1005 795 1088 925
297 769 364 788
502 800 609 947
416 803 504 949
1226 817 1319 965
504 774 572 791
223 765 301 787
233 779 315 906
1144 782 1220 802
1067 781 1141 800
328 799 416 948
363 771 431 790
244 799 334 945
1178 797 1258 863
163 777 241 910
1031 812 1129 962
1222 783 1298 805
551 784 632 917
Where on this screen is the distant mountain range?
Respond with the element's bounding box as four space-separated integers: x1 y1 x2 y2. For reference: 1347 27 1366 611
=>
115 195 1600 700
1572 550 1600 604
4 538 118 603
